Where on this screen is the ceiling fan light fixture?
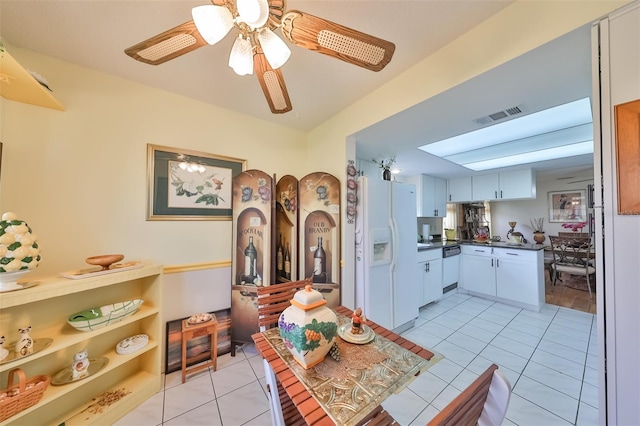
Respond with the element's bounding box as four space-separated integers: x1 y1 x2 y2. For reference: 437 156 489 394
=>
191 5 234 45
229 35 254 76
236 0 270 29
257 28 291 70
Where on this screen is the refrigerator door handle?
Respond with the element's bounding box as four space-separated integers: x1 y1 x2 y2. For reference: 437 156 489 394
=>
389 219 398 273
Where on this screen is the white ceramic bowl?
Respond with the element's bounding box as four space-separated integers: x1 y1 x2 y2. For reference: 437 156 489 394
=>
67 299 143 332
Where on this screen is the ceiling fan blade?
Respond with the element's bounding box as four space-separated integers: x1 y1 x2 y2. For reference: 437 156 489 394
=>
124 21 207 65
254 47 292 114
281 10 395 72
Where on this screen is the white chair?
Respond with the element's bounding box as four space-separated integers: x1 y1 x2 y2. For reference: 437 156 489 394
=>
428 364 512 426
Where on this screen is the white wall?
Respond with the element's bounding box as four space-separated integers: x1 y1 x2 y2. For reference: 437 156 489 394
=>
490 171 594 243
323 1 629 309
599 3 640 423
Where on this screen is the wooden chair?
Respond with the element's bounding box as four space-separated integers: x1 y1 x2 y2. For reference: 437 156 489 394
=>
257 279 312 426
428 364 511 426
256 279 399 426
549 235 595 299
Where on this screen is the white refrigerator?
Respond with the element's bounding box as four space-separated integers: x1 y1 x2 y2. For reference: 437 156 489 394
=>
355 176 419 333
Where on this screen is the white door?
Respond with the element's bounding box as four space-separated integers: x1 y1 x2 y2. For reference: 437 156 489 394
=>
390 182 419 329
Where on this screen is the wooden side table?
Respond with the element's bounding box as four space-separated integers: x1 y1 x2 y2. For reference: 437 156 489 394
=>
181 315 218 383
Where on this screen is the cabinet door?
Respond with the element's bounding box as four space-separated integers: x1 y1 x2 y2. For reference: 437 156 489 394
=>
461 255 496 295
448 177 472 202
405 175 425 216
423 258 443 304
495 256 538 304
420 175 436 216
472 174 499 200
499 169 535 199
417 262 428 306
433 178 447 217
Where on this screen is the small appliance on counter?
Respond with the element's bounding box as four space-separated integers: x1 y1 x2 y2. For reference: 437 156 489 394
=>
422 224 432 242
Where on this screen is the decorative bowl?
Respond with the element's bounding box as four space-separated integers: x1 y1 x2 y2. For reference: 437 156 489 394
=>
67 299 143 332
85 254 125 271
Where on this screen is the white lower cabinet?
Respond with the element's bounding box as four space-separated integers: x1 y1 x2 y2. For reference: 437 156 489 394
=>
417 249 443 306
0 264 163 425
461 245 543 311
461 252 496 295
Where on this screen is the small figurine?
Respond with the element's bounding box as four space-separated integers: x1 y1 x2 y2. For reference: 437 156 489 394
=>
15 326 34 356
0 336 8 361
351 307 366 334
72 349 90 380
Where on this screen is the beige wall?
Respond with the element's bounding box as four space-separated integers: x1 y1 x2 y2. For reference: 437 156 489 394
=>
0 46 307 278
0 0 628 293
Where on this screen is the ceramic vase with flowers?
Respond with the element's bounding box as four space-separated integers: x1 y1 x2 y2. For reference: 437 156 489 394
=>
374 157 396 181
0 212 41 291
527 217 546 244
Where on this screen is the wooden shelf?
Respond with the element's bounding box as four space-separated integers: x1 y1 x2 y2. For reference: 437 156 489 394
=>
0 264 163 425
0 50 64 111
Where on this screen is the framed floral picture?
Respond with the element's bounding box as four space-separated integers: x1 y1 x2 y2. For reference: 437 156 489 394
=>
548 190 587 223
147 144 246 220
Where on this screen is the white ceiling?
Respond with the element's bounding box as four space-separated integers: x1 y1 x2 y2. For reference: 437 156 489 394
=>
0 0 595 180
353 23 595 180
0 0 512 131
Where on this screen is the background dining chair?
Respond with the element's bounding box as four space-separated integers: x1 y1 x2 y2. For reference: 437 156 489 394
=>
549 235 595 299
427 363 512 426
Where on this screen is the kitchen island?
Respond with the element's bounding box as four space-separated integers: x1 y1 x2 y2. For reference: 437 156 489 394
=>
416 240 545 311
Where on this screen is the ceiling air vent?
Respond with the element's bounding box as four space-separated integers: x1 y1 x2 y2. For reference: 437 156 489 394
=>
473 104 526 125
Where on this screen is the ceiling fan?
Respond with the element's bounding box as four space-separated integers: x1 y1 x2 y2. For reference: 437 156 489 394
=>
124 0 395 114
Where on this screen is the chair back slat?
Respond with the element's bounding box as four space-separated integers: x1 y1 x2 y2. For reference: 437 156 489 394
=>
428 364 498 426
549 235 592 267
257 278 312 330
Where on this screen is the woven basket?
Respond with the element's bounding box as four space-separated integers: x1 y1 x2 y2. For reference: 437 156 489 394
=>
0 368 50 422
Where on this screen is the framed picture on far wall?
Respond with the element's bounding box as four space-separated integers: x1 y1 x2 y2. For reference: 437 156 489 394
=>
0 142 3 180
548 190 587 223
147 144 246 221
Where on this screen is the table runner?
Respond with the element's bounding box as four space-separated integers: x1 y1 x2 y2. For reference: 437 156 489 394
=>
261 312 443 426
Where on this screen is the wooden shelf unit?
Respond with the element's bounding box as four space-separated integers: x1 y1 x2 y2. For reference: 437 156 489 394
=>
0 50 64 111
0 264 163 425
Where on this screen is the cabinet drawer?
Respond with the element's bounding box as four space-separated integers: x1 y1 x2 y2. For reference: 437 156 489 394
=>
417 248 442 262
461 245 493 256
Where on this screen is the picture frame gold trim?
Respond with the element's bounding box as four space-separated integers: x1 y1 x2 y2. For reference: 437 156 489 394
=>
548 190 587 223
147 144 246 221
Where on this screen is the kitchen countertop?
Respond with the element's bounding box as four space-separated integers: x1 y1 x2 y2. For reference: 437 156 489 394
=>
418 240 545 251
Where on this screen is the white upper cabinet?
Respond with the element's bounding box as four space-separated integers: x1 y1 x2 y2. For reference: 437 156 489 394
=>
406 175 447 217
472 169 535 201
499 169 536 199
447 177 473 202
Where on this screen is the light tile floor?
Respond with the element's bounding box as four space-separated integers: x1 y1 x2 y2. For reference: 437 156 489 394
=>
116 293 597 425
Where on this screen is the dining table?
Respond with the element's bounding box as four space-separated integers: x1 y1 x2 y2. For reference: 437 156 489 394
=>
252 305 443 426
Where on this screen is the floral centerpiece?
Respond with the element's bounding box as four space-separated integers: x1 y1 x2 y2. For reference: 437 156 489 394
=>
526 217 546 244
562 221 588 233
0 212 41 289
373 157 396 181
